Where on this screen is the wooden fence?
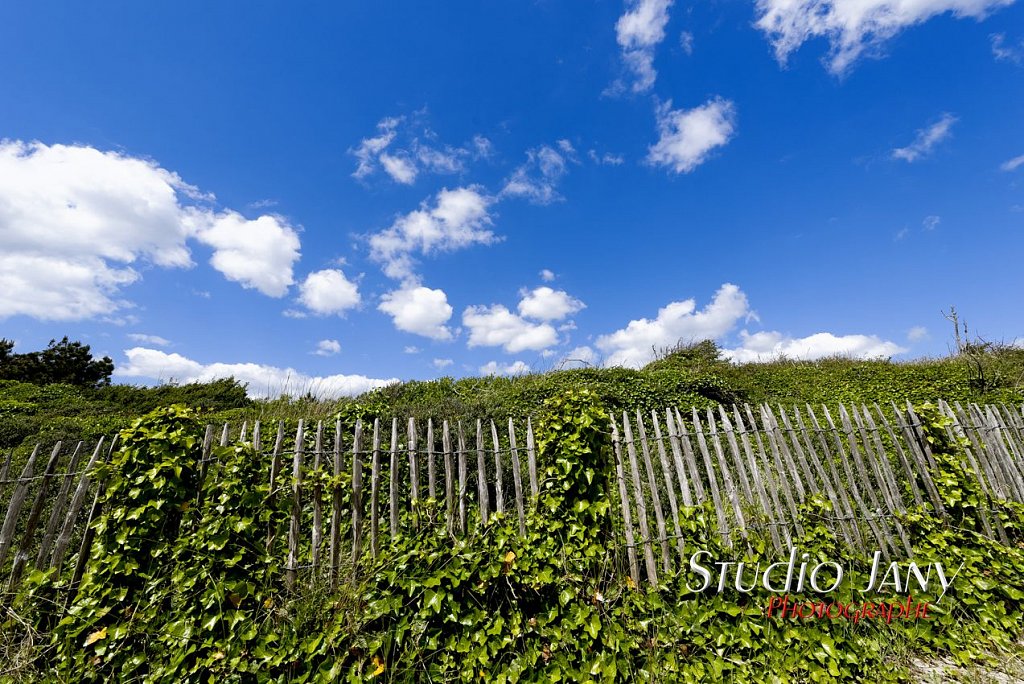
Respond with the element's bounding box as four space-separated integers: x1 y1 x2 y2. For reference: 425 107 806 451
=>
1 400 1023 602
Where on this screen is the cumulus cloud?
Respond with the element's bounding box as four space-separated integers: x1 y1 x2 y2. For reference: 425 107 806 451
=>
432 358 454 369
723 330 906 362
117 347 396 398
298 268 361 316
187 211 301 297
314 339 341 356
517 287 585 321
755 0 1016 75
0 140 301 321
479 360 531 376
539 269 556 282
501 144 575 205
648 98 737 173
892 113 957 162
596 283 750 367
1001 153 1024 171
463 305 559 353
613 0 674 93
378 284 454 340
127 333 171 346
368 186 496 281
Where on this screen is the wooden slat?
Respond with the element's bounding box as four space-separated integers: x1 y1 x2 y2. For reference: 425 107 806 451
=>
821 406 893 558
976 403 1024 501
650 410 685 560
717 407 754 504
408 417 420 528
526 418 539 499
491 420 505 515
850 405 912 555
663 408 694 507
389 418 400 537
443 420 455 534
673 408 707 504
953 401 1008 498
370 419 381 559
66 438 118 610
286 421 305 591
761 406 807 500
476 420 490 525
9 442 63 590
869 403 924 508
35 441 85 569
50 437 109 571
620 412 658 585
705 408 747 542
631 411 670 572
794 406 861 551
458 422 468 533
349 419 364 581
690 408 731 546
0 445 41 572
427 418 437 501
330 418 344 589
610 414 639 586
731 407 785 551
888 402 944 515
508 418 526 535
773 405 817 491
311 421 324 575
752 405 804 541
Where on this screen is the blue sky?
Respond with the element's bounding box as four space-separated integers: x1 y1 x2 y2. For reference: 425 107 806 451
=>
1 0 1022 396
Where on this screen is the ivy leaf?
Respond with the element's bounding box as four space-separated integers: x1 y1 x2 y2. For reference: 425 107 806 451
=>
84 627 107 647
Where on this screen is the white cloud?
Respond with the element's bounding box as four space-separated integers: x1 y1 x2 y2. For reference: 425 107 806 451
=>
923 215 941 230
479 360 531 376
892 113 957 162
559 345 598 368
379 153 418 184
0 140 301 321
991 32 1024 64
369 186 496 281
404 345 421 354
614 0 674 92
379 284 454 340
188 211 301 297
907 326 930 342
589 150 626 165
501 144 574 205
680 30 694 54
539 269 556 282
117 347 397 398
596 283 750 367
432 358 454 369
463 304 559 352
723 330 906 363
298 268 361 316
517 287 585 321
648 98 737 173
127 333 171 346
1000 153 1024 171
351 117 401 179
350 115 475 184
314 339 342 356
755 0 1016 75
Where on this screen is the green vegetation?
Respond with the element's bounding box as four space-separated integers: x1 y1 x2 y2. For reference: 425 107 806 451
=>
4 392 1024 681
1 339 1021 453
